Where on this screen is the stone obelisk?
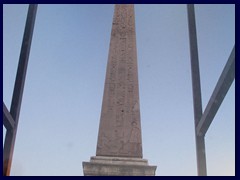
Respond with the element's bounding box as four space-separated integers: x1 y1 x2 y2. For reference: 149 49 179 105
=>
83 4 157 176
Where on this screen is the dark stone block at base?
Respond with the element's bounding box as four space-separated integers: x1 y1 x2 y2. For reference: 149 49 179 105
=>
83 156 157 176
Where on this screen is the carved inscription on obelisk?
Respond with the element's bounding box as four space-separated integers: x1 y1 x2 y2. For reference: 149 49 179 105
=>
96 4 142 158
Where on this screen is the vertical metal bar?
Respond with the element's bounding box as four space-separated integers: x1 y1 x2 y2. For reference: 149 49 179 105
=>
3 4 38 176
187 4 207 176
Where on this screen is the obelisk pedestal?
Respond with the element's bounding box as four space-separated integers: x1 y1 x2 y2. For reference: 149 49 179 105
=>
83 156 156 176
83 4 157 176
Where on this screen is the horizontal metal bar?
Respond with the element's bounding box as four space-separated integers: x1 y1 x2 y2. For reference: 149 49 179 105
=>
3 102 15 130
197 45 235 136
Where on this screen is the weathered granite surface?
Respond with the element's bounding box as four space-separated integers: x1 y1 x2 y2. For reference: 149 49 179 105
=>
83 156 156 176
96 4 142 158
83 4 157 176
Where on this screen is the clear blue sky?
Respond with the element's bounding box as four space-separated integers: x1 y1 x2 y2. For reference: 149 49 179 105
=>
3 4 235 176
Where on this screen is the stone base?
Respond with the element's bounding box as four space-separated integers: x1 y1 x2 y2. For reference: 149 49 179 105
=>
82 156 157 176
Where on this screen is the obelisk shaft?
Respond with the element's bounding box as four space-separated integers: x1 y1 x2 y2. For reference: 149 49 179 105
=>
96 4 142 158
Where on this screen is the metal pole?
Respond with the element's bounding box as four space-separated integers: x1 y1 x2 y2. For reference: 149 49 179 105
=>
3 4 38 176
3 102 15 130
187 4 207 176
197 46 235 136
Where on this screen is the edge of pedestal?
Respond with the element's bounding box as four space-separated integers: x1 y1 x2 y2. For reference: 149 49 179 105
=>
82 156 157 176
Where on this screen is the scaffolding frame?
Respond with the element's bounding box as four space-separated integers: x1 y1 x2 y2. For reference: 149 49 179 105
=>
187 4 235 176
3 4 235 176
3 4 38 176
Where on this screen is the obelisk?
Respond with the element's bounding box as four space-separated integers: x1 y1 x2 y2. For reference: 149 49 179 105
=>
83 4 157 176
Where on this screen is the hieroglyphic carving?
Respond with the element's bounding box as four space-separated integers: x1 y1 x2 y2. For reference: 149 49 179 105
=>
96 4 142 158
107 83 115 111
120 5 127 29
97 132 110 153
129 121 142 156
